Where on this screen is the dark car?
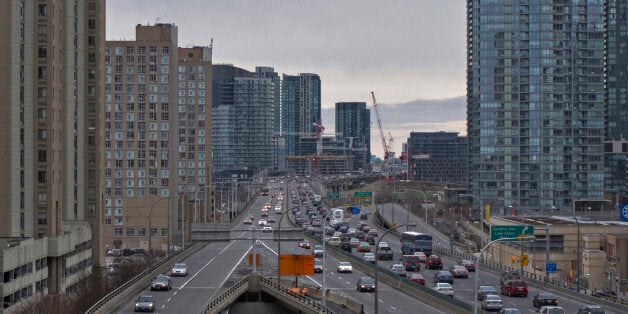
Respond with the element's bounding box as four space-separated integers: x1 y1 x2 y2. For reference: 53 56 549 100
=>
339 241 352 253
356 276 376 292
314 259 324 273
460 259 476 272
365 235 376 245
338 225 349 234
433 271 454 284
150 275 172 291
134 295 155 312
298 239 311 249
401 255 421 271
577 304 605 314
312 245 324 257
500 271 522 284
501 280 528 297
426 255 444 270
449 265 469 278
533 293 558 308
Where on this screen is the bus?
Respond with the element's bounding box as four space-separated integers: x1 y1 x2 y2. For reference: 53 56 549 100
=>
312 194 322 206
400 231 433 255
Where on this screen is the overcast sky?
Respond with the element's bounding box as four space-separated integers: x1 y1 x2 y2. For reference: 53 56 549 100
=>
106 0 468 157
107 0 466 104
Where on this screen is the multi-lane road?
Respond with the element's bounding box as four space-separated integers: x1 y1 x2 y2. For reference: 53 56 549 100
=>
112 179 620 313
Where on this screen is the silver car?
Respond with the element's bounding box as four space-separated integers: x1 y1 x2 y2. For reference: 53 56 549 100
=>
134 295 155 312
482 294 503 311
171 263 188 276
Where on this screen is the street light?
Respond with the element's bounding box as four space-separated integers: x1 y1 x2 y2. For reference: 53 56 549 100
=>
375 223 417 314
473 235 536 314
460 193 485 245
276 180 292 289
320 209 336 308
147 196 173 265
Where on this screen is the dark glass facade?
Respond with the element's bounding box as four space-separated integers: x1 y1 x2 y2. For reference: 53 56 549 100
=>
335 102 371 173
407 132 468 185
606 0 628 140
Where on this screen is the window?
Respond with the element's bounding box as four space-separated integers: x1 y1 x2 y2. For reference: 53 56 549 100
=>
150 228 158 236
37 129 47 141
114 228 123 237
38 4 47 16
138 228 146 236
38 45 47 58
162 228 168 236
126 228 135 237
37 150 47 162
37 171 46 184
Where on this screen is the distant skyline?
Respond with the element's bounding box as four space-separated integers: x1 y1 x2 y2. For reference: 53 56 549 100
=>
106 0 468 158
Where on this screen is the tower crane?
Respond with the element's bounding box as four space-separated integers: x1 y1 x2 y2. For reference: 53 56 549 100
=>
371 91 394 179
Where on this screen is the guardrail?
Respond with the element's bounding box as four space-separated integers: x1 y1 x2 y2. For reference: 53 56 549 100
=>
202 276 249 313
85 243 201 314
258 275 334 314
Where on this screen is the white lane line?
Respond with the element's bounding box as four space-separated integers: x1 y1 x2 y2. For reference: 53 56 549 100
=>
179 230 247 289
258 240 322 287
390 306 396 310
346 281 351 285
167 298 172 302
215 245 253 291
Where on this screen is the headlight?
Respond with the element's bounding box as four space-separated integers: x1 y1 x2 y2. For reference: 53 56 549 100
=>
135 303 139 307
361 285 365 288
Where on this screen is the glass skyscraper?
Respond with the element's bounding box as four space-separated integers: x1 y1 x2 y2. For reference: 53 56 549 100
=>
606 0 628 140
281 73 321 157
335 102 371 173
467 0 606 211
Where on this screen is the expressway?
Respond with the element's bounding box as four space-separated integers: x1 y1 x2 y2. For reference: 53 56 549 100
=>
113 180 447 313
376 202 622 314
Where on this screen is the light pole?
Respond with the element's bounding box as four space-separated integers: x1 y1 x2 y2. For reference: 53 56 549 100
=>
375 224 416 314
321 209 336 308
460 193 485 244
276 180 292 289
178 189 190 250
473 235 536 314
403 189 427 232
148 196 172 265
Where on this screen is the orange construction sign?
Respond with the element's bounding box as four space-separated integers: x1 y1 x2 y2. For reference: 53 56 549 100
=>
279 254 315 276
248 253 261 266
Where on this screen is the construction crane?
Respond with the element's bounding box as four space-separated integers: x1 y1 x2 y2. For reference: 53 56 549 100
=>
371 91 394 179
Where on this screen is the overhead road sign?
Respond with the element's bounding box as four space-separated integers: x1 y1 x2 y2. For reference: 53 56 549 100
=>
546 262 557 273
491 225 534 241
354 191 372 198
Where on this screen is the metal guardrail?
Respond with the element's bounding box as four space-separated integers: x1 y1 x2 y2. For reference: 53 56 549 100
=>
258 276 334 314
202 276 249 313
84 244 199 314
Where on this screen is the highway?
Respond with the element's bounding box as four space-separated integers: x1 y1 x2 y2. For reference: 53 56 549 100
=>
376 203 621 314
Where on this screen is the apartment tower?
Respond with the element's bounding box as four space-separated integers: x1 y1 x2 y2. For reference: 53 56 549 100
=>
467 0 606 211
335 102 371 173
0 0 105 308
281 73 321 157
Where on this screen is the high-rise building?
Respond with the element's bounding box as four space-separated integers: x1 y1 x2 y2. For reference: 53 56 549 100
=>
104 24 213 254
407 132 467 185
335 102 371 173
467 1 606 211
0 0 105 306
281 73 321 157
606 0 628 140
212 64 275 181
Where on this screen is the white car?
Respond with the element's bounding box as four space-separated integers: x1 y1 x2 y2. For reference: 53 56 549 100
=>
336 262 353 273
378 242 388 248
328 237 341 246
432 282 454 297
170 263 188 276
262 226 273 233
481 294 503 311
538 306 565 314
258 219 267 226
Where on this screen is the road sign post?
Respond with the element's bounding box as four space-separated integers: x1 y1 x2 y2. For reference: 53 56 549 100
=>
491 225 534 241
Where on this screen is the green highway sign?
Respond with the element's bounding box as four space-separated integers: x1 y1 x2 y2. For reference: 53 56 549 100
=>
491 225 534 241
327 193 340 199
354 191 373 198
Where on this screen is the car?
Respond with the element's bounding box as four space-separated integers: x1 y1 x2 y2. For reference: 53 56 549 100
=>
538 306 565 314
460 259 476 271
258 219 267 226
482 294 503 311
391 264 407 277
500 271 522 284
314 259 324 273
298 239 311 249
401 255 421 271
243 217 253 224
362 225 371 233
533 293 558 308
312 245 324 257
426 255 444 269
337 261 353 273
338 225 349 234
357 221 368 230
414 251 427 263
365 235 376 245
357 276 376 292
577 305 605 314
267 216 276 223
150 275 172 291
324 227 335 236
328 236 342 246
311 219 322 227
339 241 352 252
170 263 188 276
499 309 521 314
347 228 357 236
349 237 361 248
377 241 388 248
432 282 454 297
477 285 498 300
500 280 528 297
409 273 425 285
377 245 394 260
433 270 454 284
368 228 379 237
134 295 155 312
262 226 273 232
449 265 469 278
363 252 376 263
357 242 371 252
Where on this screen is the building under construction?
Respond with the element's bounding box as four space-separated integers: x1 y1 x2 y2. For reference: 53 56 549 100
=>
285 155 352 176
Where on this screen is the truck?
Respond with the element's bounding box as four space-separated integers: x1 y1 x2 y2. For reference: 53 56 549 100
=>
377 245 394 260
312 194 322 206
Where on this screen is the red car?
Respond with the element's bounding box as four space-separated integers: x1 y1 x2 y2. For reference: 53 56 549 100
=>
409 273 425 285
501 280 528 297
426 255 444 270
